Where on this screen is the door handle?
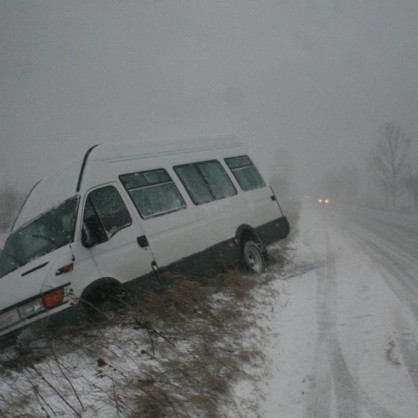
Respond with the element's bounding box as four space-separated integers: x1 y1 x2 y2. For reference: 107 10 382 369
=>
137 235 149 248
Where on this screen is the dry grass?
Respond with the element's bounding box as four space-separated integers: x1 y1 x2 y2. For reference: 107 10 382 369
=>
0 271 270 417
0 201 300 417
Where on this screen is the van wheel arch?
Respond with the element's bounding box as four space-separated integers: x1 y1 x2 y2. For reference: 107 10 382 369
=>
236 225 267 273
81 278 129 320
236 225 266 253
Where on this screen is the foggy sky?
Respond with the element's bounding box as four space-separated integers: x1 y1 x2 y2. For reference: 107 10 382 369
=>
1 0 418 194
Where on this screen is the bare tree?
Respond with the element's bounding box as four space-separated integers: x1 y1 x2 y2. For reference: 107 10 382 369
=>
404 166 418 210
0 184 23 231
370 123 412 209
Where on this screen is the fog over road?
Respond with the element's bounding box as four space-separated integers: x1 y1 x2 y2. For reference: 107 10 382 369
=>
262 202 418 417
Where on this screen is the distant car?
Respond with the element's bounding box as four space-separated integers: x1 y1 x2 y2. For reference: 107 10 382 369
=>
318 198 330 204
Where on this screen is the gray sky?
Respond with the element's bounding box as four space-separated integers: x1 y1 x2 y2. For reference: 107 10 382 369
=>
1 0 418 194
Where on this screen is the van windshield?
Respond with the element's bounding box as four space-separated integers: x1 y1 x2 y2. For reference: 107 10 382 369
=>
0 196 79 278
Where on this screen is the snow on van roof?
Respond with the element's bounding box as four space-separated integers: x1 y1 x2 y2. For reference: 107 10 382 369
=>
90 136 242 161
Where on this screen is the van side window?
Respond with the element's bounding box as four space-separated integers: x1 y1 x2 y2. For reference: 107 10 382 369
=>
120 169 186 219
224 155 266 191
174 160 237 205
84 186 132 242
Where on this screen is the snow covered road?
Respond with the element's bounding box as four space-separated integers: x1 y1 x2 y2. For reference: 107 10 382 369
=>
262 202 418 418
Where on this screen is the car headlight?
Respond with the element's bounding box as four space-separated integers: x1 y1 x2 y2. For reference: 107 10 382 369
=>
18 299 45 318
0 308 20 329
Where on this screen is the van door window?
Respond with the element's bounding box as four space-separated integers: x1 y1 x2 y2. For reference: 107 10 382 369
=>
224 155 266 191
83 186 132 245
174 160 237 205
120 169 186 219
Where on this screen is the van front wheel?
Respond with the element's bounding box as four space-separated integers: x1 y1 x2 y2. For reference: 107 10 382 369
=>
83 283 129 321
242 240 265 274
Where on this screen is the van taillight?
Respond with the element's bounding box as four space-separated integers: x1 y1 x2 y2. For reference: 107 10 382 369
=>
42 289 65 309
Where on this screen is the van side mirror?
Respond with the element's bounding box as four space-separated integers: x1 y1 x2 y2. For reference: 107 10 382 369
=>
82 215 108 248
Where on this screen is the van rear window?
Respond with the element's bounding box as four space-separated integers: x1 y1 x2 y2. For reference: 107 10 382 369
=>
224 155 265 191
174 160 237 205
120 169 186 219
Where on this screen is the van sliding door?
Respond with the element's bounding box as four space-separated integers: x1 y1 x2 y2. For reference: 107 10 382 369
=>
120 169 209 274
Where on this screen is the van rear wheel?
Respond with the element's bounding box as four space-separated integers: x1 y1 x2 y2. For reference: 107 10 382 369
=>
242 240 265 274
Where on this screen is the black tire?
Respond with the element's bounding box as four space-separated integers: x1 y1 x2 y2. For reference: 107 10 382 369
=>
241 240 265 274
83 283 129 321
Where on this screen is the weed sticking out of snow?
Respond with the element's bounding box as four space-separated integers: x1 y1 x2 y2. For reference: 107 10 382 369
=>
0 270 285 417
384 338 401 367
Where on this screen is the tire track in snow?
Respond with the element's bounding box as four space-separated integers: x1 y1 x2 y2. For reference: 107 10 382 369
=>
337 219 418 396
332 209 418 324
396 314 418 394
331 208 418 309
305 229 361 418
305 215 397 418
328 208 418 410
344 232 418 396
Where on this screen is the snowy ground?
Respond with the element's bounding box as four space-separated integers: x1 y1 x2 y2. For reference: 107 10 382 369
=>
259 200 418 418
2 201 418 417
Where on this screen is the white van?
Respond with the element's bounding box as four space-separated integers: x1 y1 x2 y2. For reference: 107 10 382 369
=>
0 137 289 340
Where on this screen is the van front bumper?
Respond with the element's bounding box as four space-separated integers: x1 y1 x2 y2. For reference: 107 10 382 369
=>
0 284 73 341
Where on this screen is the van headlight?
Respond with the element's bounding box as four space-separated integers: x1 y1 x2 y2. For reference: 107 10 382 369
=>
18 288 66 318
0 287 68 332
18 299 45 318
0 308 20 329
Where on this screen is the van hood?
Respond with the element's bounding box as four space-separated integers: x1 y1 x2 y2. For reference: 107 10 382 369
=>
13 158 83 231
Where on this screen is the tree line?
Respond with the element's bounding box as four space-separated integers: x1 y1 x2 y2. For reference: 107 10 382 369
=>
321 122 417 211
370 123 417 210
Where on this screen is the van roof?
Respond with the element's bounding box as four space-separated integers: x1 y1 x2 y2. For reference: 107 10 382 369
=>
90 136 241 161
13 136 242 230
